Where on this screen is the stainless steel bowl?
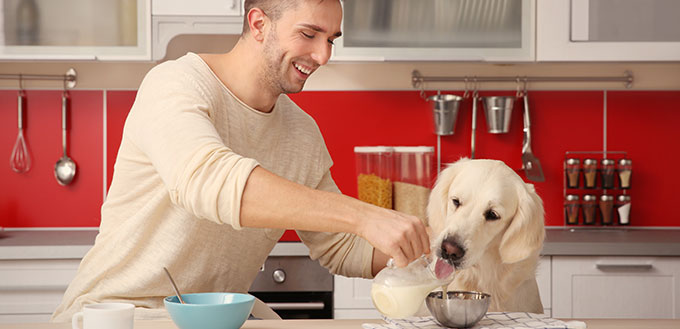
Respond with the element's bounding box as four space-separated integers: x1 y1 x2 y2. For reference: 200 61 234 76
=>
425 291 490 328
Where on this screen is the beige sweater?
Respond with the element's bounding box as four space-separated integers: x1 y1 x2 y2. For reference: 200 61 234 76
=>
51 53 374 322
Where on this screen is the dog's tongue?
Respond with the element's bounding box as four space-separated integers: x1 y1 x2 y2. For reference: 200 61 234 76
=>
434 258 454 280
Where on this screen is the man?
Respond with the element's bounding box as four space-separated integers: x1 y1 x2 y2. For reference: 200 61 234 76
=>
52 0 430 322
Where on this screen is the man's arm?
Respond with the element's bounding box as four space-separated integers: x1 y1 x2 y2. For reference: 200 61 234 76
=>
240 166 430 268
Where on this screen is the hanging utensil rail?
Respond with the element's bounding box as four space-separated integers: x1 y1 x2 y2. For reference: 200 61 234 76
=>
0 68 77 89
412 70 633 89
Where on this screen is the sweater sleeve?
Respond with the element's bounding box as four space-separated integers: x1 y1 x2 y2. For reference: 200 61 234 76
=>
297 171 376 279
124 63 259 229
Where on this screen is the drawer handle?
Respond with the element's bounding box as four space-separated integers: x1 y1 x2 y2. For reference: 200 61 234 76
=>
595 264 653 270
266 302 325 310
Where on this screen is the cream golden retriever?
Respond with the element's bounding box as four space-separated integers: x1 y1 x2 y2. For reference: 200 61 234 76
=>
427 158 545 313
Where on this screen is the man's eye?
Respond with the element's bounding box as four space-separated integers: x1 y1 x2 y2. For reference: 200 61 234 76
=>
301 32 314 39
328 39 335 45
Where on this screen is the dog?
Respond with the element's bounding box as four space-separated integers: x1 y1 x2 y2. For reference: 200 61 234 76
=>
427 158 545 313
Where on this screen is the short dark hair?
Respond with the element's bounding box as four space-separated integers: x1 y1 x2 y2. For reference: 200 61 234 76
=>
241 0 333 35
241 0 299 35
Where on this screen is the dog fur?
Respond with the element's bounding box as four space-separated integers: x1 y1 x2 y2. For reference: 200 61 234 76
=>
427 158 545 313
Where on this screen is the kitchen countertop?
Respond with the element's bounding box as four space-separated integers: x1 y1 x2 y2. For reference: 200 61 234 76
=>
3 319 680 329
2 228 680 260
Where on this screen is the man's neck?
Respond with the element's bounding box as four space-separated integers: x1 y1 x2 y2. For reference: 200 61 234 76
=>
202 41 279 113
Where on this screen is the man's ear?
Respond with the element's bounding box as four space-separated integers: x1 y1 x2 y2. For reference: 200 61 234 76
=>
247 8 268 42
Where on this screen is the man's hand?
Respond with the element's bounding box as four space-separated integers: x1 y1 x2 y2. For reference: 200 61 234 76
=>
358 208 430 269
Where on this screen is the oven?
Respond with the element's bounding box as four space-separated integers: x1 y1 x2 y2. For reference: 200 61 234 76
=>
249 255 334 319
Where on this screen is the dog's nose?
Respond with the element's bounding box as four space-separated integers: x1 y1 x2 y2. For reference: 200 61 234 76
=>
441 238 465 262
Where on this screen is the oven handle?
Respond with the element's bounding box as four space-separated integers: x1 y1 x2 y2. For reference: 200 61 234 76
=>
265 302 325 310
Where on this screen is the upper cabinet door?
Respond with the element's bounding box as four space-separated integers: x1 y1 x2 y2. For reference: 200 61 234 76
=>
152 0 242 16
332 0 535 62
0 0 151 61
537 0 680 61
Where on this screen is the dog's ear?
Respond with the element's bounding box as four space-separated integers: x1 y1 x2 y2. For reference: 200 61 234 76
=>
499 183 545 264
426 158 469 231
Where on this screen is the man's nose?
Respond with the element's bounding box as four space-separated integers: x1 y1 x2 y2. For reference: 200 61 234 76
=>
311 41 332 66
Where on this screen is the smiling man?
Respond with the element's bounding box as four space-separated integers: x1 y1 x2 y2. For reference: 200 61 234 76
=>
51 0 430 322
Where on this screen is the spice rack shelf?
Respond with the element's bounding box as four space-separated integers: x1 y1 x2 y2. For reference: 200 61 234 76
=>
563 151 632 228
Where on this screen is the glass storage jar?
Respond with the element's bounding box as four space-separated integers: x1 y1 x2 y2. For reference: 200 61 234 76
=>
393 146 435 222
355 146 394 209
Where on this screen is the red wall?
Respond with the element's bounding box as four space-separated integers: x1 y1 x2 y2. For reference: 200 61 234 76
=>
1 89 679 229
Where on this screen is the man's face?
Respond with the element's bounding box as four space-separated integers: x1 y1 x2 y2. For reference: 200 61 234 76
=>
261 0 342 94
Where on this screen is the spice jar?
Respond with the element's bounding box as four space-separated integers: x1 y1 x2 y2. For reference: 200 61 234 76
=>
393 146 435 223
583 194 598 225
564 194 580 225
601 159 615 189
599 195 614 225
355 146 394 209
565 158 580 189
616 195 631 225
583 158 598 189
618 159 632 189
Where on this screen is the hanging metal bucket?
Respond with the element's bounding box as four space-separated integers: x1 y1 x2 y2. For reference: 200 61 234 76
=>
428 94 463 136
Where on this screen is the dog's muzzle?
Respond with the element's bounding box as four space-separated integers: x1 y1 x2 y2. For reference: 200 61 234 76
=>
440 236 465 266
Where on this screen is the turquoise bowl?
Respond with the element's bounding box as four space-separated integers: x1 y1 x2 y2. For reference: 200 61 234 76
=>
164 293 255 329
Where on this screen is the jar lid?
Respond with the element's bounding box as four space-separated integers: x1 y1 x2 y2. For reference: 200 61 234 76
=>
617 195 631 202
354 146 393 153
583 194 597 201
566 158 580 165
618 159 632 166
565 194 580 201
601 159 615 165
393 146 434 153
584 158 598 165
600 195 614 201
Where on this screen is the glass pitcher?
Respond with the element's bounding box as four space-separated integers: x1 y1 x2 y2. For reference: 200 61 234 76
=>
371 255 455 318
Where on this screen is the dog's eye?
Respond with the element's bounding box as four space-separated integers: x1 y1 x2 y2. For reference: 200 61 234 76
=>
452 198 461 208
484 209 500 221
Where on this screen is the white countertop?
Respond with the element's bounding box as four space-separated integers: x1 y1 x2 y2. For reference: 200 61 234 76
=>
0 229 309 260
3 318 680 329
3 227 680 260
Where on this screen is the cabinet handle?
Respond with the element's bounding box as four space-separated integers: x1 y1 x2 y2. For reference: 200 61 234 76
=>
231 0 237 10
595 263 653 271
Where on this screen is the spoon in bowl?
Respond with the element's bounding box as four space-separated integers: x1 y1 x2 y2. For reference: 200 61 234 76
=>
163 267 186 304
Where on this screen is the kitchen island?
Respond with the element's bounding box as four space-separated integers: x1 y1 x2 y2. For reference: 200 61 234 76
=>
2 319 680 329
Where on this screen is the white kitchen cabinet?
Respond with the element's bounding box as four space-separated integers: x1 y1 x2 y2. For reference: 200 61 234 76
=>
333 256 552 319
537 0 680 61
152 0 242 16
552 256 680 319
333 275 381 319
0 259 80 323
0 0 151 61
151 0 244 60
332 0 535 61
535 256 551 317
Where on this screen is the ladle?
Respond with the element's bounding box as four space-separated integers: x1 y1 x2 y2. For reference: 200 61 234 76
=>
54 91 76 185
163 267 186 304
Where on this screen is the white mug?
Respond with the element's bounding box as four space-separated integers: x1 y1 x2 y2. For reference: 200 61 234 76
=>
72 303 134 329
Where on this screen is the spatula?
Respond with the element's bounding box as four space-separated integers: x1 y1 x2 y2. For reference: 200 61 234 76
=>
521 92 545 182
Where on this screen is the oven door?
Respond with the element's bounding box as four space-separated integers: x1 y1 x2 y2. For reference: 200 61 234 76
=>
249 256 334 319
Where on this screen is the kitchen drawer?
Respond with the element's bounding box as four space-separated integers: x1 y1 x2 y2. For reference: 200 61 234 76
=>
552 256 680 319
0 259 80 323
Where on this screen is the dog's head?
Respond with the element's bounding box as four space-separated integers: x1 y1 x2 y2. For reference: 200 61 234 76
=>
427 158 545 270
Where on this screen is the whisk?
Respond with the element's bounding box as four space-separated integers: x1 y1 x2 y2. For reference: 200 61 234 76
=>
10 85 31 173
